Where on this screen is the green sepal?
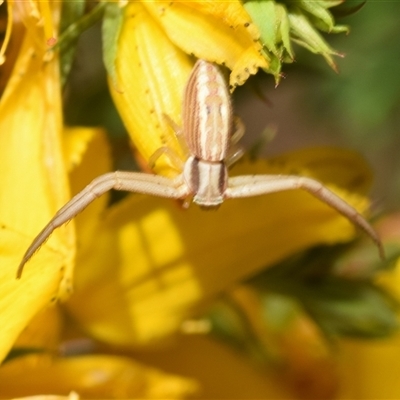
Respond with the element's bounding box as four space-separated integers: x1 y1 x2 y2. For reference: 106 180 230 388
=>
244 0 279 55
244 0 295 84
312 20 349 35
298 0 336 31
330 0 366 18
244 1 293 60
288 7 341 71
275 3 294 60
302 5 349 34
298 0 349 34
311 0 345 9
262 52 283 85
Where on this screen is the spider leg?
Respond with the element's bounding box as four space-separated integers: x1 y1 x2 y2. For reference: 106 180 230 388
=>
148 146 186 172
231 116 246 145
17 171 188 278
225 117 246 167
226 174 384 259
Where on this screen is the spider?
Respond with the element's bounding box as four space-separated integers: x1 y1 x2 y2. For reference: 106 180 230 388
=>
17 60 384 277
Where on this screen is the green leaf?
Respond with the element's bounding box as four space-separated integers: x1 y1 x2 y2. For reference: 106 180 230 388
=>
60 0 85 34
102 2 124 86
332 242 400 279
207 297 281 364
208 300 258 352
292 278 398 338
251 246 400 339
59 0 85 84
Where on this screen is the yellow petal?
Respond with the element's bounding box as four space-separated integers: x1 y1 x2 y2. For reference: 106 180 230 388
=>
4 127 111 363
13 305 63 352
0 354 198 399
142 0 269 87
11 395 79 400
14 0 57 52
63 127 110 174
334 244 400 399
65 127 112 251
136 334 292 399
0 12 73 362
337 335 400 399
12 126 112 351
262 147 373 195
109 2 192 177
0 7 25 92
65 148 371 347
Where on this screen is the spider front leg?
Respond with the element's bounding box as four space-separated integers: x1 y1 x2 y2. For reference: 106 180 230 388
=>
226 174 384 259
17 171 189 278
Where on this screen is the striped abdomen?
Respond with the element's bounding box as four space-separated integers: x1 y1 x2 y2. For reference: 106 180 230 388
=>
182 60 232 162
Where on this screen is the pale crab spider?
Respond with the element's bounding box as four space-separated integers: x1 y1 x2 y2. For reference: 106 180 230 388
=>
17 60 384 278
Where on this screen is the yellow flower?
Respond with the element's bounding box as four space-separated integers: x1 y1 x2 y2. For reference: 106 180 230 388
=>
0 0 387 397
